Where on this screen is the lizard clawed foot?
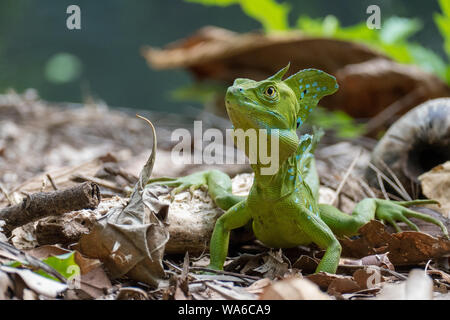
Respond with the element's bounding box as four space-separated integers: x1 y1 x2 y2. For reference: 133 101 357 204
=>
147 172 208 196
375 199 449 239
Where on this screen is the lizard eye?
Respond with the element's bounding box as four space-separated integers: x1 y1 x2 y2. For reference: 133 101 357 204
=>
264 86 276 98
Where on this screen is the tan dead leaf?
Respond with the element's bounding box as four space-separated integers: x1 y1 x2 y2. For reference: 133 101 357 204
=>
307 272 360 294
420 161 450 218
259 277 331 300
341 220 450 265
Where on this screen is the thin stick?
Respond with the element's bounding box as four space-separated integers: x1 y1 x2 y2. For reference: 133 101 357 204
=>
72 174 123 193
377 173 390 200
190 267 260 281
331 149 362 206
378 159 412 201
368 162 409 200
46 174 58 191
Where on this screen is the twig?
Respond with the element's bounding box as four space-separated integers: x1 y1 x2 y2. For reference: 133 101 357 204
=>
72 174 123 193
46 174 58 191
368 162 409 200
331 149 362 206
378 159 412 201
377 172 390 200
190 267 260 281
0 182 100 236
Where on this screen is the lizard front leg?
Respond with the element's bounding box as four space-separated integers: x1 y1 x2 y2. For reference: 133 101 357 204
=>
209 200 251 270
293 206 342 273
147 169 245 210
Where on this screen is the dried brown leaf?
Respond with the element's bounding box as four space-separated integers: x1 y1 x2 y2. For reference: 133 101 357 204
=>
341 220 450 265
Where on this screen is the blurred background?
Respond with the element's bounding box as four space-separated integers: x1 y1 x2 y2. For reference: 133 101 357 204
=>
0 0 447 114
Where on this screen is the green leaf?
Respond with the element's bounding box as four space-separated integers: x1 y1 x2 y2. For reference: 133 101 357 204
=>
380 17 422 44
185 0 290 32
439 0 450 17
3 251 80 283
39 252 80 282
408 44 448 79
435 0 450 60
239 0 290 32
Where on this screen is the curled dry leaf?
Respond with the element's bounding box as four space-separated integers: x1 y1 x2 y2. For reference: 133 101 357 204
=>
340 220 450 266
77 116 170 287
259 277 331 300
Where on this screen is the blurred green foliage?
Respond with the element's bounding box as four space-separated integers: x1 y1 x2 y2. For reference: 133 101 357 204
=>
434 0 450 82
186 0 290 31
308 107 366 139
297 15 448 82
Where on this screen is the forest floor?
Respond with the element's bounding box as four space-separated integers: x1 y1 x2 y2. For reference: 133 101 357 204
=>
0 90 449 300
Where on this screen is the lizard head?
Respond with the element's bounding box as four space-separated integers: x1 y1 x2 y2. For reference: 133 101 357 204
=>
225 63 338 169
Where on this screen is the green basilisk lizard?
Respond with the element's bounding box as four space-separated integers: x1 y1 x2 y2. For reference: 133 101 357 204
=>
149 64 448 273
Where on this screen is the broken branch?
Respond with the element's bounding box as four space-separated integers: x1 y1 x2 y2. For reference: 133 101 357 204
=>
0 182 100 235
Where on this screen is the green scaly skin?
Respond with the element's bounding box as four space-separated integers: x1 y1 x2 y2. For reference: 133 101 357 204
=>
148 64 448 274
